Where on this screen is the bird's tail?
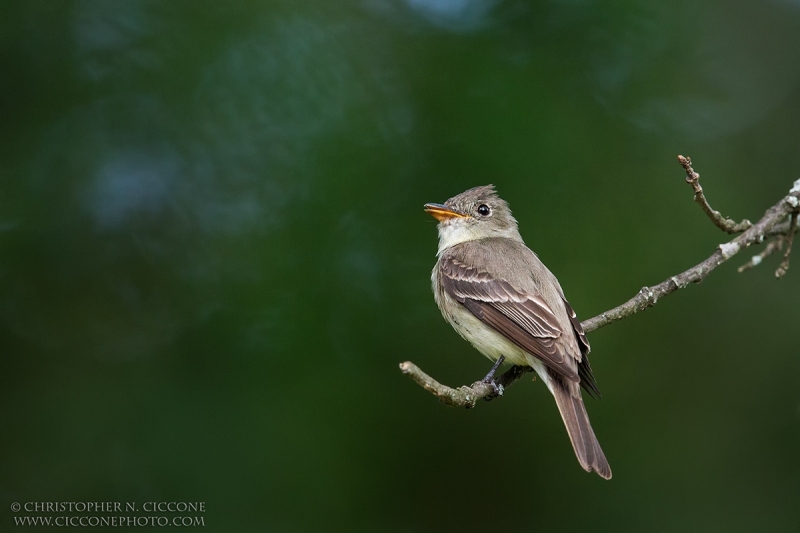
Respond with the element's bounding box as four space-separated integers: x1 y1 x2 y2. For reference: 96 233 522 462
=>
550 375 612 479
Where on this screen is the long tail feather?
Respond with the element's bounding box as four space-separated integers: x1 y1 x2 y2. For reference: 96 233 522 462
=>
550 374 612 480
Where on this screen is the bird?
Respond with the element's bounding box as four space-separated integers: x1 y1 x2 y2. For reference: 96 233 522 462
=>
424 184 611 479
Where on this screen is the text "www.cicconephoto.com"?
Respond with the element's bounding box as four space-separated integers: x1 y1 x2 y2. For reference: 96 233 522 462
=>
13 516 205 527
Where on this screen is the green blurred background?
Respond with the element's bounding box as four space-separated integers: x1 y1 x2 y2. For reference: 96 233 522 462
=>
2 1 800 531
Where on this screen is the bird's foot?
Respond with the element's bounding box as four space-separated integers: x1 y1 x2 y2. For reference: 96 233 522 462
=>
483 380 504 401
481 355 505 383
479 355 506 401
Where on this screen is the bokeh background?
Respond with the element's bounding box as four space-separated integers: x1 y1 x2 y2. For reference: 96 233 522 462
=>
2 0 800 531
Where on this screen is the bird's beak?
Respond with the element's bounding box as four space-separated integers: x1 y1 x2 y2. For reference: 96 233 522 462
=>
424 203 468 222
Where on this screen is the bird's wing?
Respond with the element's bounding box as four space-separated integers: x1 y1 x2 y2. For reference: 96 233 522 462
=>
560 296 590 356
561 296 600 397
439 254 580 382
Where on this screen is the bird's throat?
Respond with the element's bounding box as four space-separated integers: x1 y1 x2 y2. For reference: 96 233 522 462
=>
436 222 475 255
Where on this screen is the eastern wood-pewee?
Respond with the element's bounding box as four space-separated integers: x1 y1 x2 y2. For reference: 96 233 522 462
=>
425 185 611 479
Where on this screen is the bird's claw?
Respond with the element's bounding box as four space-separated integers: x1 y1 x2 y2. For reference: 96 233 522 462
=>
482 380 504 401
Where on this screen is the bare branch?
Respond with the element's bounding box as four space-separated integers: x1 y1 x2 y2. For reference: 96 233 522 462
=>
399 361 531 408
402 159 800 406
582 175 798 332
678 155 752 233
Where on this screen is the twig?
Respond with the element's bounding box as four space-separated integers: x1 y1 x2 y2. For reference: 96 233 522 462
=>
775 212 798 278
402 159 800 407
678 155 752 233
737 238 783 273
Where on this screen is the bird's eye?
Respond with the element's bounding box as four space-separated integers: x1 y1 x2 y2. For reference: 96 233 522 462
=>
477 204 491 216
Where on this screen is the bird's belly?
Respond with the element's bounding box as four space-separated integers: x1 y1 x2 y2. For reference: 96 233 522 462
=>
441 294 547 377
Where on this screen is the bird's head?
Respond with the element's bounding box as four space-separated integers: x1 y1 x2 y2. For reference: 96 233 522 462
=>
424 185 522 253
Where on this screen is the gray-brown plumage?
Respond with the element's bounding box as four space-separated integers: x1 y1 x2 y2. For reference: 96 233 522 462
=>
425 185 611 479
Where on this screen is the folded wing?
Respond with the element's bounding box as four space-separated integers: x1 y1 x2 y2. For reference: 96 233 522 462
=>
439 254 580 382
